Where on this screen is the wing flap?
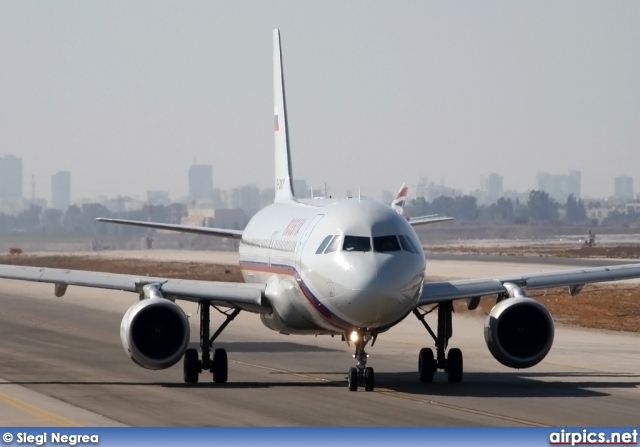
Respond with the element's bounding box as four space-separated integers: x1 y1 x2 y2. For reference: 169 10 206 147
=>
0 264 269 313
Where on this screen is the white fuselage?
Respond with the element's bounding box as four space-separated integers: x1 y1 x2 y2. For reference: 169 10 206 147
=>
238 198 426 335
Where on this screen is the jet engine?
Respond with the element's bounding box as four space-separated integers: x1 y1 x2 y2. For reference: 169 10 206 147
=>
484 297 554 369
120 298 190 370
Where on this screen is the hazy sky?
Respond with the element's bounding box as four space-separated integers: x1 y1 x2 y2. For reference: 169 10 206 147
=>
1 2 638 202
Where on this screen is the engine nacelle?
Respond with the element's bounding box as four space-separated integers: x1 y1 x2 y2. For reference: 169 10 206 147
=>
120 298 190 370
484 297 554 369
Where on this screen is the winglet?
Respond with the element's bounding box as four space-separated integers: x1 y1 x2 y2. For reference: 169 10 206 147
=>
392 183 409 215
273 29 295 202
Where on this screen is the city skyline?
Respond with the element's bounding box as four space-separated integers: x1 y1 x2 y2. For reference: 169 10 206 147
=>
0 154 638 209
1 3 638 204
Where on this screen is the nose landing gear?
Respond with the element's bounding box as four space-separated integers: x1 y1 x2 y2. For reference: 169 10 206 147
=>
346 332 375 392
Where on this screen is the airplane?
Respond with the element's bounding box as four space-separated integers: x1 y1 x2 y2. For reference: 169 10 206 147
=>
2 29 640 392
391 182 454 225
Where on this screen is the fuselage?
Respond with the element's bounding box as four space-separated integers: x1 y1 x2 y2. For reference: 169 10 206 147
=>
238 197 426 335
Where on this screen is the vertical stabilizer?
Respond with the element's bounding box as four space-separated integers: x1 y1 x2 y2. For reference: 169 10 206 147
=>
273 29 295 202
392 183 409 215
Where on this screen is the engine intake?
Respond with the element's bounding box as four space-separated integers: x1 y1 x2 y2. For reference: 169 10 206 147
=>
120 298 190 370
484 297 554 369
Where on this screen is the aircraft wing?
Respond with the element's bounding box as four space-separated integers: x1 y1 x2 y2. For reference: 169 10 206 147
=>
418 263 640 306
408 215 454 226
96 218 243 239
0 264 269 313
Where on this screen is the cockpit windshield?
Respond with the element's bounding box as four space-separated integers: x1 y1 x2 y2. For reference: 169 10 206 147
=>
343 235 371 252
373 235 401 252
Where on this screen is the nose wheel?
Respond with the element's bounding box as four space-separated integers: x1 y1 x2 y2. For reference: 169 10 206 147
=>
346 332 375 392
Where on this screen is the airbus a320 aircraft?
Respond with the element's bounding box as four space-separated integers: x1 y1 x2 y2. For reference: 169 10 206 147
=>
2 29 640 392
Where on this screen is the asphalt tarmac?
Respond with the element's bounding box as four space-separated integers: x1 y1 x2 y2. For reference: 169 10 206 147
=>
0 251 639 426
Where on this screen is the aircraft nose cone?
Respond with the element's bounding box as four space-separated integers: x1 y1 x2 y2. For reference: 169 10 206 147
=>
338 254 422 328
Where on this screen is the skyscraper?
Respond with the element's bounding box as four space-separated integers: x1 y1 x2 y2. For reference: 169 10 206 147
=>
0 155 23 202
188 165 213 201
536 170 581 202
51 171 71 210
614 176 634 201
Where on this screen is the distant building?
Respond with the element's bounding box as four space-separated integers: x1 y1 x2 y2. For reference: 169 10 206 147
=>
50 171 71 210
536 170 581 202
146 190 171 205
614 176 634 202
0 155 23 202
188 165 213 201
480 173 503 204
231 184 261 217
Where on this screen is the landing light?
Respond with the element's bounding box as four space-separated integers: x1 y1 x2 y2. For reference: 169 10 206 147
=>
349 331 359 342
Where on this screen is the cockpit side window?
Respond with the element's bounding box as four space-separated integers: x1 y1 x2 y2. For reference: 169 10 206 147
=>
397 235 415 253
402 234 421 254
373 235 401 253
324 235 342 253
316 235 334 254
343 235 371 252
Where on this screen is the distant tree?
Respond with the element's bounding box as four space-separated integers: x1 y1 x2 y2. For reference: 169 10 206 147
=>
565 194 587 223
42 208 63 232
527 190 559 222
431 195 455 217
495 197 514 222
453 195 478 221
15 205 42 231
405 197 429 218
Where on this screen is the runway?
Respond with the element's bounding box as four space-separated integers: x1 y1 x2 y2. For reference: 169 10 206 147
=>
0 252 639 426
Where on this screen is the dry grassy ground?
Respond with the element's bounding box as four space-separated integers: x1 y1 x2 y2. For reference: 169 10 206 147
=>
1 254 639 333
429 244 640 259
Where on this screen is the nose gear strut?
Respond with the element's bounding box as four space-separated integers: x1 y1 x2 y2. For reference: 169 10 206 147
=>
346 332 375 392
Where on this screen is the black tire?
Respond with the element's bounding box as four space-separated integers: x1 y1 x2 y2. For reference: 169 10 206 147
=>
347 367 358 392
446 348 463 383
364 367 375 392
418 347 436 383
212 348 228 383
183 348 199 384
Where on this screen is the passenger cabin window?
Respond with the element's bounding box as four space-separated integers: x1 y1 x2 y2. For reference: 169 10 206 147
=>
316 235 334 254
342 235 371 252
373 235 401 253
324 235 342 253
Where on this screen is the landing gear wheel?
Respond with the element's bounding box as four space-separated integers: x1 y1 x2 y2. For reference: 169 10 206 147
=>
364 367 375 392
347 367 358 391
446 348 463 383
183 348 199 384
212 348 228 383
418 347 436 383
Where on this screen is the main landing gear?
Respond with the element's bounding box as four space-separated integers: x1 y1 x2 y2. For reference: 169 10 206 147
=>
346 332 375 392
183 302 241 384
413 301 463 383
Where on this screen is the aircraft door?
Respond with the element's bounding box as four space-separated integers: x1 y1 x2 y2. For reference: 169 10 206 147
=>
295 214 324 269
268 231 278 266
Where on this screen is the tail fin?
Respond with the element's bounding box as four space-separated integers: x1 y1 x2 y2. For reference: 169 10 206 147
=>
273 29 295 202
392 183 409 215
